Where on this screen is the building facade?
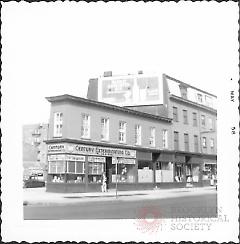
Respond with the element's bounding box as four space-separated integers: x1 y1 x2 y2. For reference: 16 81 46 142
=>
22 123 49 180
45 71 217 193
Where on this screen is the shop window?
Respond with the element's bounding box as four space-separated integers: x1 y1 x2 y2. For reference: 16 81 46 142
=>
119 121 126 143
81 113 90 138
174 131 179 150
112 161 136 183
101 118 109 141
183 110 188 124
48 161 65 174
67 174 85 183
138 161 153 183
193 112 197 126
162 129 168 149
155 162 173 183
175 164 184 182
184 133 189 151
149 127 156 147
53 112 63 137
201 115 206 126
173 107 178 122
194 135 199 152
51 174 65 183
202 137 207 148
135 124 142 145
66 161 85 174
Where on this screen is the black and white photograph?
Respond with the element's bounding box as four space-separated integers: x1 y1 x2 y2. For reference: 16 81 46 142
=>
1 1 239 242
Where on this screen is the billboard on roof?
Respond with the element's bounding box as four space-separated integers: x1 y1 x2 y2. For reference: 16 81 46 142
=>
98 75 163 106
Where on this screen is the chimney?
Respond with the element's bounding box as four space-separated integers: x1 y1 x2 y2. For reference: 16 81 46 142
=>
103 71 112 77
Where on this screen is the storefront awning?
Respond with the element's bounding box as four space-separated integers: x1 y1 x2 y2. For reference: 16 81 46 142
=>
204 159 217 165
188 157 203 164
175 155 186 163
137 151 152 161
157 153 174 162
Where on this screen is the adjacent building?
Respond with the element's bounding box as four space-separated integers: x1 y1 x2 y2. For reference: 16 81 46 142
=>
22 123 49 180
45 71 217 193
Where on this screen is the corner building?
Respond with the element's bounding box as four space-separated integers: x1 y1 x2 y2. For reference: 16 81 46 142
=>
46 71 217 192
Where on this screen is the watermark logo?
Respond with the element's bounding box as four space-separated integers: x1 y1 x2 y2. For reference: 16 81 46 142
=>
134 205 163 234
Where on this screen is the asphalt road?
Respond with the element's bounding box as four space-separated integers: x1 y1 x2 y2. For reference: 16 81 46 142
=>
24 193 217 220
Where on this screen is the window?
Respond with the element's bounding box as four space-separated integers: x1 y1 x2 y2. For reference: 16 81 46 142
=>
193 112 197 126
179 85 188 99
202 137 207 148
201 115 206 126
48 161 65 174
149 127 156 147
208 118 213 130
67 161 85 174
135 124 142 145
174 131 179 150
183 110 188 124
53 112 63 137
101 118 109 141
81 114 90 138
184 133 189 151
210 138 214 149
197 93 203 103
205 95 213 107
162 129 168 149
194 135 199 152
173 107 178 122
119 121 126 143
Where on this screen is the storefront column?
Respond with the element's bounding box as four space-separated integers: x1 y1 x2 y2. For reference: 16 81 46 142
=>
85 156 88 192
153 160 156 186
135 160 139 183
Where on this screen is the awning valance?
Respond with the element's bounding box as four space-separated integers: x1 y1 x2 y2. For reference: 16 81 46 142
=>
204 159 217 165
175 155 186 163
188 157 203 164
137 151 152 161
157 153 174 162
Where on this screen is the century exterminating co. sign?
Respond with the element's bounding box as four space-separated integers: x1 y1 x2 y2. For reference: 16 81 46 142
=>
48 143 136 159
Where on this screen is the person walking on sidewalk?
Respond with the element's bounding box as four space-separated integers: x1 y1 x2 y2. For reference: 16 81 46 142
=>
101 172 107 192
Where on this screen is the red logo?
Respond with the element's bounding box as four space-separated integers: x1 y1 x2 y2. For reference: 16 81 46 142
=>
134 206 163 234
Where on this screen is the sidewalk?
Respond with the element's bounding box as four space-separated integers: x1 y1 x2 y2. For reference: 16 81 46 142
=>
23 186 216 206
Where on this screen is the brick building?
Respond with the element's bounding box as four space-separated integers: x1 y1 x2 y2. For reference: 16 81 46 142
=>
45 71 217 193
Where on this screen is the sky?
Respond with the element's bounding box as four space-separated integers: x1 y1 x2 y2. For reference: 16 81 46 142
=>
2 2 238 124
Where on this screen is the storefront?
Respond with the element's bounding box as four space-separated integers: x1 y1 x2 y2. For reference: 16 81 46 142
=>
185 156 203 183
46 142 137 193
202 158 217 181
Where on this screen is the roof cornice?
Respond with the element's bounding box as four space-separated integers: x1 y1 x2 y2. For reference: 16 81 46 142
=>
46 94 172 123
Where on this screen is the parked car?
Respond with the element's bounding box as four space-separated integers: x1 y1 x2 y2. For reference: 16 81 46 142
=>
23 174 45 188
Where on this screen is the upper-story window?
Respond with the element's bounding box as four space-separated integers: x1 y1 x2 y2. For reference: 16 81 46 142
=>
53 112 63 137
193 112 198 126
210 138 214 149
197 93 203 103
194 135 199 153
119 121 126 143
179 85 188 99
201 115 206 126
173 107 178 122
184 133 189 151
135 124 142 146
101 118 109 141
202 137 207 148
162 129 168 149
208 118 214 130
81 114 90 139
174 131 179 150
183 110 188 124
149 127 156 147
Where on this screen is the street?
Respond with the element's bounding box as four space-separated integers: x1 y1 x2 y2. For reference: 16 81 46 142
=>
24 192 217 219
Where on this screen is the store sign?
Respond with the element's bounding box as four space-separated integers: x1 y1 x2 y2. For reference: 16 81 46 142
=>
112 158 136 165
74 144 136 158
88 156 106 163
48 143 136 158
48 144 65 152
48 154 85 162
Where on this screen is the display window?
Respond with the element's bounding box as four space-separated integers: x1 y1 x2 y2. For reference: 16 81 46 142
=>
51 174 65 183
67 174 85 183
66 161 85 174
156 162 173 183
138 161 153 183
174 163 184 182
112 163 135 183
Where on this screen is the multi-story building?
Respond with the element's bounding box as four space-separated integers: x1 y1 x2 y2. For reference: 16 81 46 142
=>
45 71 217 193
22 123 49 179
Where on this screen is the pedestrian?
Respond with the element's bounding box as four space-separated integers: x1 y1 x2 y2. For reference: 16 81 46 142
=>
101 172 107 192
